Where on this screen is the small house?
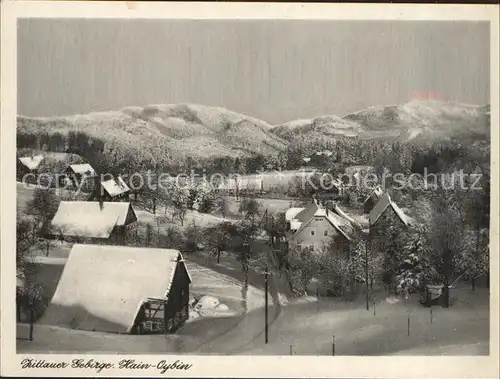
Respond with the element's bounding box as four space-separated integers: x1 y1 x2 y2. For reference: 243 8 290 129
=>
63 163 96 190
88 176 131 202
39 244 192 334
17 155 44 182
49 201 137 244
285 199 354 254
369 192 416 237
363 186 384 214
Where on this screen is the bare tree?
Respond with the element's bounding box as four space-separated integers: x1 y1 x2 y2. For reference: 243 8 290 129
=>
26 188 60 236
203 222 234 263
16 218 44 324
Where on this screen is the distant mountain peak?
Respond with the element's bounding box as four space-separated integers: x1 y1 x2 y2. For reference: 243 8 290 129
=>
272 100 490 144
17 103 287 166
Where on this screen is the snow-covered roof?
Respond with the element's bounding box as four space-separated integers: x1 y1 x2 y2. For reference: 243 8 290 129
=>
40 244 190 333
287 201 354 240
68 163 96 176
369 193 416 227
285 207 306 222
101 177 130 197
50 201 136 238
18 155 44 170
363 186 384 204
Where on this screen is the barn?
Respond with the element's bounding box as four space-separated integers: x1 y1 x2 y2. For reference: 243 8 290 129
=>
88 176 131 202
39 244 192 334
49 201 137 244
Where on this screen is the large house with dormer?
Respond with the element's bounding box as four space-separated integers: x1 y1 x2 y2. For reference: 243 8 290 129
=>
285 199 354 255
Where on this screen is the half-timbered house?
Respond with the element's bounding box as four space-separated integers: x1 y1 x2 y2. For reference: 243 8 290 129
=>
40 244 191 334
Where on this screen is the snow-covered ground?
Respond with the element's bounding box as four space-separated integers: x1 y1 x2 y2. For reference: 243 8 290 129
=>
16 256 269 354
238 287 489 356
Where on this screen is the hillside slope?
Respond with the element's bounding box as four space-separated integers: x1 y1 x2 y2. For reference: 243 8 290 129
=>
272 100 490 143
17 104 287 163
272 115 363 142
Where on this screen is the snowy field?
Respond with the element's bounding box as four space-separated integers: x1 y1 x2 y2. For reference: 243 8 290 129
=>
238 286 489 356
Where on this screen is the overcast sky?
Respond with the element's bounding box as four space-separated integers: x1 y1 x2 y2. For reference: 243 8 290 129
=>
18 19 490 124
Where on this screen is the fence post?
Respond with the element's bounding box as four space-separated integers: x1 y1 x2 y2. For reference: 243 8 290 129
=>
430 308 433 324
289 345 293 356
407 315 410 336
373 302 376 316
332 335 336 356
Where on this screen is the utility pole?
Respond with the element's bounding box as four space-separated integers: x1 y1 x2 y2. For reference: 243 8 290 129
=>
365 225 371 311
265 265 269 344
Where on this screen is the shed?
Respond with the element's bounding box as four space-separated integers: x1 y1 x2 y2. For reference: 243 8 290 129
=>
39 244 192 334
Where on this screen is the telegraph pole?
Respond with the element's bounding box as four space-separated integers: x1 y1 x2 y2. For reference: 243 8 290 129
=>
265 265 269 344
365 224 371 311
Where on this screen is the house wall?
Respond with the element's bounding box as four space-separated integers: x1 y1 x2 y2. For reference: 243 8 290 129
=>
131 260 190 335
109 224 137 245
124 206 138 225
164 261 190 332
64 169 95 192
293 216 343 251
17 163 36 183
364 197 376 214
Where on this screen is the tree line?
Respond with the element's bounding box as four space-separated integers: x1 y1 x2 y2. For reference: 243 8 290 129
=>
17 129 490 181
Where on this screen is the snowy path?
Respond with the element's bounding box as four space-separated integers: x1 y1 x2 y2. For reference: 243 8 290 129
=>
186 261 265 311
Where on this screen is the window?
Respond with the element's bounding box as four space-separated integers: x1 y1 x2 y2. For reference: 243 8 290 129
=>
310 229 315 236
324 230 328 236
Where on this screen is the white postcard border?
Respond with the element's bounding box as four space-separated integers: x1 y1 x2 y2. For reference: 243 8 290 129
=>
1 2 499 378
